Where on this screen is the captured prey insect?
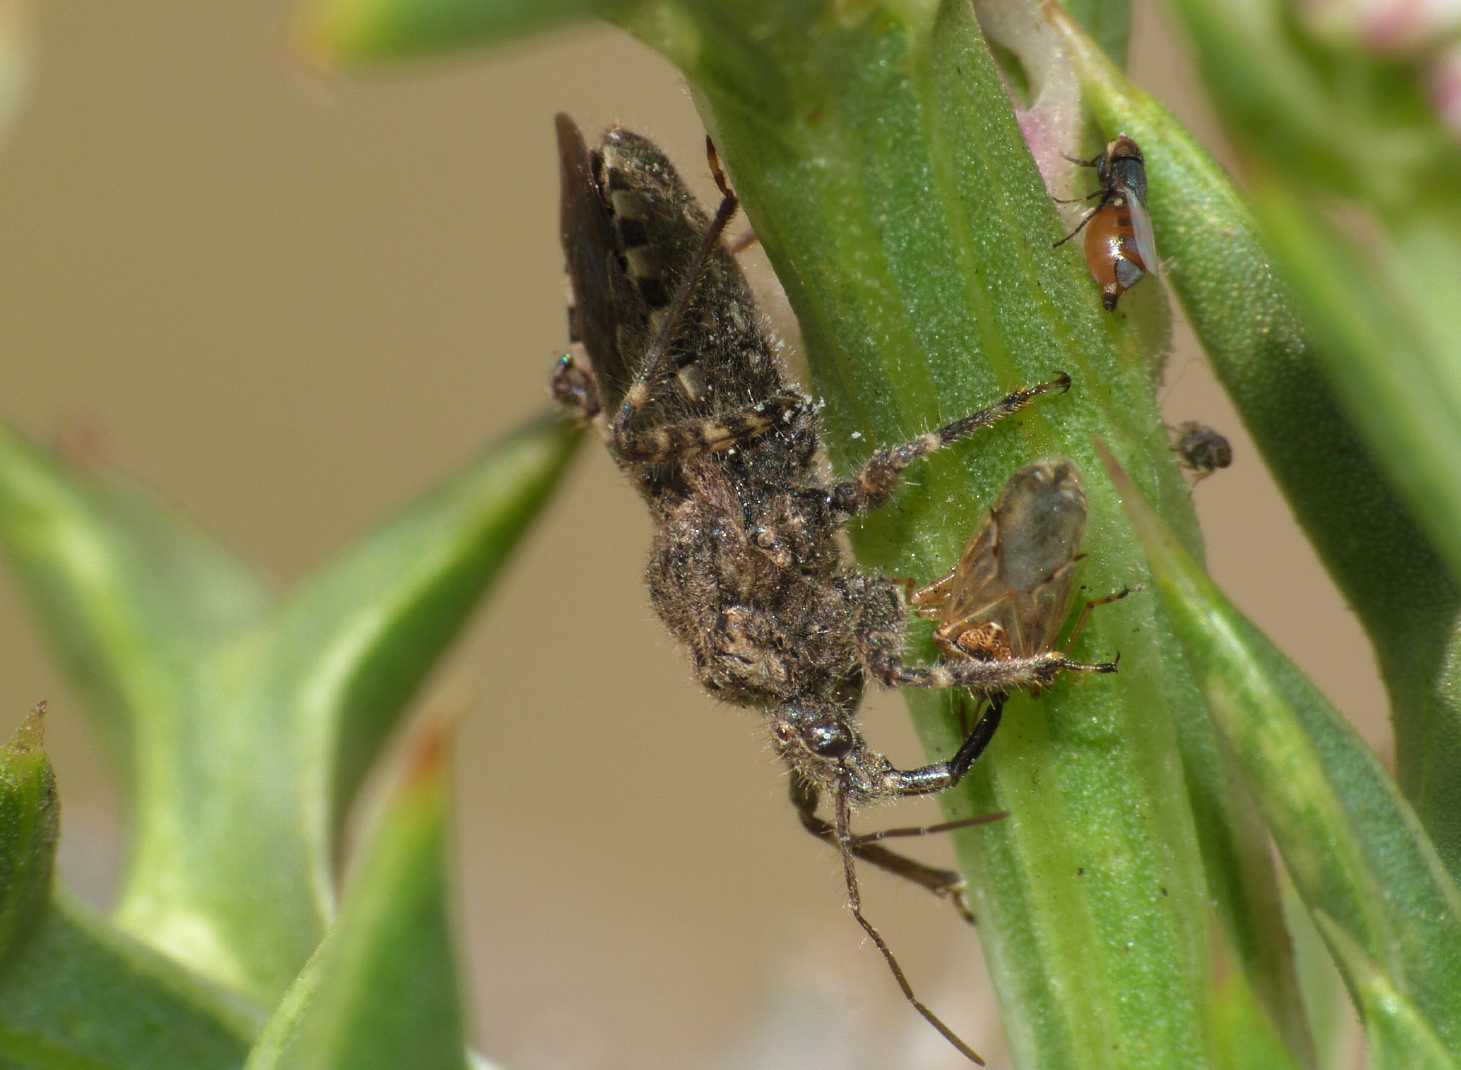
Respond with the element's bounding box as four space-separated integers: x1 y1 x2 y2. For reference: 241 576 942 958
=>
1054 134 1158 311
551 114 1118 1063
911 459 1128 739
1171 421 1233 485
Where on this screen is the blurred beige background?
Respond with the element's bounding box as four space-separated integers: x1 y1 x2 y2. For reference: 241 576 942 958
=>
0 2 1385 1067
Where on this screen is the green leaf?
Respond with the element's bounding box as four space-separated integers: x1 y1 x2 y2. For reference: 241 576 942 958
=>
0 425 272 771
0 709 256 1067
0 893 257 1069
970 12 1313 1054
1283 877 1352 1070
1100 443 1461 1055
609 1 1238 1065
1162 0 1459 206
1247 186 1461 580
246 726 467 1070
1055 0 1127 66
1050 0 1461 888
0 415 581 1001
1315 914 1461 1070
297 0 641 62
111 415 580 1000
0 704 57 964
1207 966 1304 1070
1158 0 1461 606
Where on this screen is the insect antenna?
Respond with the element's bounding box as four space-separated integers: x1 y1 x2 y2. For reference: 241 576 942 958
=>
846 810 1008 847
609 138 741 439
834 783 986 1065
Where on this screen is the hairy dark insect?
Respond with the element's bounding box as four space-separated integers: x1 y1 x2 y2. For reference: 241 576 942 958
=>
551 114 1116 1063
911 459 1127 738
1054 134 1158 311
1171 421 1233 484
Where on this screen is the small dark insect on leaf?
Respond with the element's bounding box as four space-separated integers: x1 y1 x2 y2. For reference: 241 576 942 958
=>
550 115 1118 1064
1170 421 1233 484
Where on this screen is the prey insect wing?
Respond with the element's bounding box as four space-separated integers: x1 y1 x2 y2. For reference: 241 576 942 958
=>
913 460 1121 674
916 460 1090 661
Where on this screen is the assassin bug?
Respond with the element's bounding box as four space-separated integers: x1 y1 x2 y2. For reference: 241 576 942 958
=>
551 114 1118 1064
1054 134 1158 311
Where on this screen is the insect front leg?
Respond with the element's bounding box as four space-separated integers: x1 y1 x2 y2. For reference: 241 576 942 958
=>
1053 207 1101 248
855 586 1112 696
827 374 1071 518
865 697 1009 799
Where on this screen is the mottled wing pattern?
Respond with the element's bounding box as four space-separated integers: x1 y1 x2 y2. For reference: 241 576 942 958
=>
981 462 1086 655
557 112 640 416
595 127 784 421
915 461 1088 658
934 514 1007 630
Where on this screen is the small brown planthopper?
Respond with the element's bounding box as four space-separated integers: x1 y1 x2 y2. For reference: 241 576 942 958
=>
910 459 1129 734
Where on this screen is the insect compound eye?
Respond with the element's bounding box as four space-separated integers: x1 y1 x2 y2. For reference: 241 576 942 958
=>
803 720 855 759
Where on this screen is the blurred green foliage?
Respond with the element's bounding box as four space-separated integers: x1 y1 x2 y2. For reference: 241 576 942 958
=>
0 417 577 1066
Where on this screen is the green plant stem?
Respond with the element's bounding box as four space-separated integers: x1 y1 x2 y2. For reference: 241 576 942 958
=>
611 1 1243 1065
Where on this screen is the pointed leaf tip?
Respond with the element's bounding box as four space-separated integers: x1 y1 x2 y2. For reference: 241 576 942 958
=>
8 699 46 753
403 718 453 791
245 712 465 1070
1314 912 1461 1070
1 702 60 965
